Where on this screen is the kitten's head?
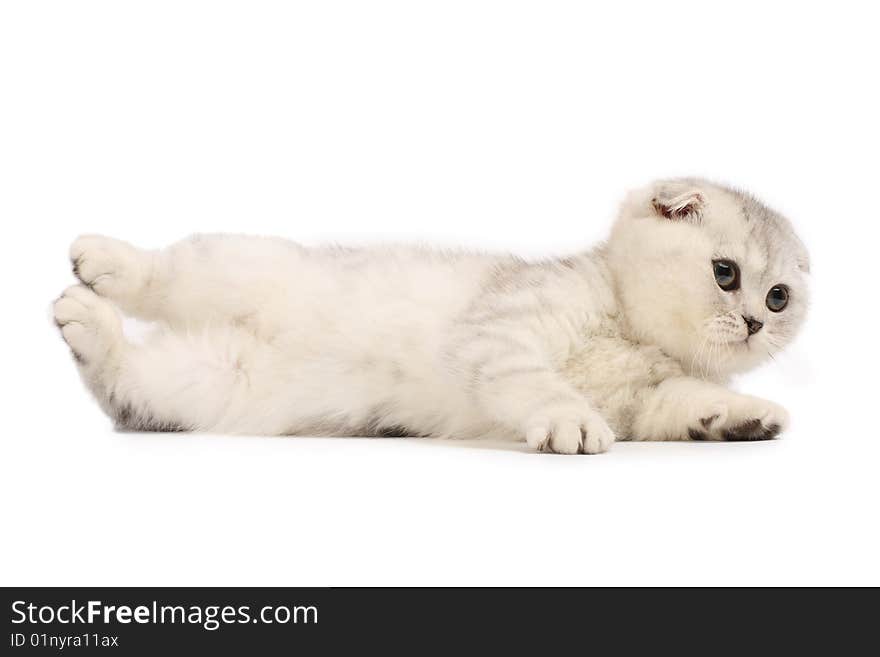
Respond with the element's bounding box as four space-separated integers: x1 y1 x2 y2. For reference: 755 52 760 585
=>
607 178 810 378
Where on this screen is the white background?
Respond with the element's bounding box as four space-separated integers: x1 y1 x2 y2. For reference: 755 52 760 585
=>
1 1 878 586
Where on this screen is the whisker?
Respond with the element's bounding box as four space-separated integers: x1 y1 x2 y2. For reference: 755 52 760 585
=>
691 332 708 379
698 335 710 379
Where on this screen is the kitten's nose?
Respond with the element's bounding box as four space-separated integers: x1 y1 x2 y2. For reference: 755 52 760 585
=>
743 315 764 336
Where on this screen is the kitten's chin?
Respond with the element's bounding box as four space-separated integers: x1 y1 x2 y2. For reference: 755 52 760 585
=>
685 337 768 379
724 342 773 376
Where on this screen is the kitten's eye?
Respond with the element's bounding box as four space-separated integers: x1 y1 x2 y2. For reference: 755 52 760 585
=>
766 285 789 312
712 259 740 291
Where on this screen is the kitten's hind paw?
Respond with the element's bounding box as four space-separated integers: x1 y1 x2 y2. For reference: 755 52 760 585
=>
70 235 150 305
53 284 124 371
525 408 615 455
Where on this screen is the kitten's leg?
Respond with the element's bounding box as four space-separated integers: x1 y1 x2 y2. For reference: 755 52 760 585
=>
456 334 615 454
69 234 296 328
53 285 281 433
517 377 615 454
630 376 789 442
53 284 128 420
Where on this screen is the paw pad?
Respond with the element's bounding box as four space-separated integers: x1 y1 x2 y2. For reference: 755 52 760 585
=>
722 419 781 442
700 414 719 429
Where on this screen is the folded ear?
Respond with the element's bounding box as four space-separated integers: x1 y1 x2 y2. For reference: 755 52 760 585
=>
651 183 705 221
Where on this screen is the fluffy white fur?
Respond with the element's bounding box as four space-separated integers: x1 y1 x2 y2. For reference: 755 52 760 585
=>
53 178 810 454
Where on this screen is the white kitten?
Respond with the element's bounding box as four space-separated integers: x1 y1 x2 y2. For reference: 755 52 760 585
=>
53 178 809 454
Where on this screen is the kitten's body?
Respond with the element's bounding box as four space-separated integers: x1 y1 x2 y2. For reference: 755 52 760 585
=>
54 179 809 453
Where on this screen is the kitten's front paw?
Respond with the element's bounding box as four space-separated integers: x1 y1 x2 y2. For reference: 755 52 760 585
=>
525 408 615 455
53 284 124 370
70 235 149 304
691 396 789 442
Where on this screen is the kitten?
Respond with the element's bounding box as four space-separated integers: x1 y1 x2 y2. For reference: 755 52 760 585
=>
53 178 809 454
